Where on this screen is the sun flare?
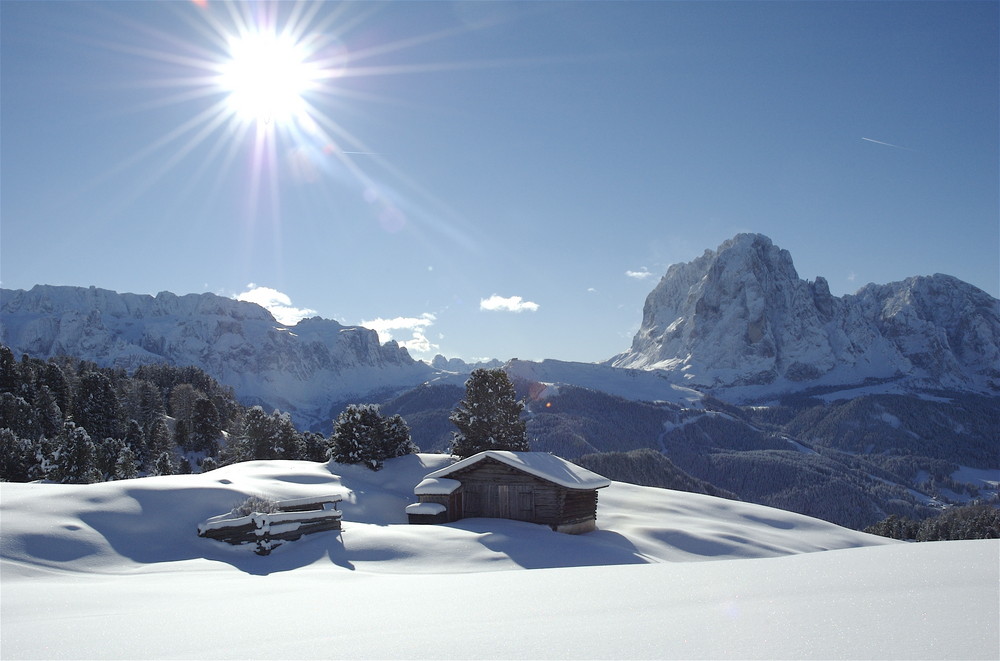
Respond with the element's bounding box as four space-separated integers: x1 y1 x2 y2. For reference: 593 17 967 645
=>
219 32 315 125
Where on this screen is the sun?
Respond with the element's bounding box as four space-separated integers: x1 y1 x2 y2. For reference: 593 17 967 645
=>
219 31 316 125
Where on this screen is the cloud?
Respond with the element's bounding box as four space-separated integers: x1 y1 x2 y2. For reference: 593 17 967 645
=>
479 294 540 313
360 313 439 356
625 268 653 280
236 284 316 326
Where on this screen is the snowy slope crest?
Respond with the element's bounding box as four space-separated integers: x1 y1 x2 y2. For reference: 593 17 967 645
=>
0 453 893 577
2 456 997 660
0 285 434 425
611 233 1000 395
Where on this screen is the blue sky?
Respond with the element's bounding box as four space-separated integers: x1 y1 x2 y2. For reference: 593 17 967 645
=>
2 1 997 363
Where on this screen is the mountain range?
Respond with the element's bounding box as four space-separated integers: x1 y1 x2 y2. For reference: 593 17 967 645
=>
3 233 997 528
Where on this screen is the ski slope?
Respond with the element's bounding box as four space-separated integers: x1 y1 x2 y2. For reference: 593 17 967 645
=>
1 454 997 659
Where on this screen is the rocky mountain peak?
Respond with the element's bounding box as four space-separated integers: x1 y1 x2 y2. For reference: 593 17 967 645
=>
611 234 999 394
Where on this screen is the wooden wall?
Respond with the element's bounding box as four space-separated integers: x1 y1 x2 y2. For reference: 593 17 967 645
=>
441 457 599 528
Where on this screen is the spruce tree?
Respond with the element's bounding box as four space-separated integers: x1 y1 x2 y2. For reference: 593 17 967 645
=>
449 368 528 458
330 404 382 467
329 404 415 470
153 451 175 476
55 421 101 484
382 413 417 461
114 445 139 480
74 370 121 442
190 397 221 454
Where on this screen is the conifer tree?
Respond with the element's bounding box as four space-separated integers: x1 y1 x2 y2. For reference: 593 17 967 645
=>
329 404 415 470
74 371 120 442
114 445 139 480
153 451 174 476
55 421 101 484
449 368 528 458
0 428 31 482
190 397 221 454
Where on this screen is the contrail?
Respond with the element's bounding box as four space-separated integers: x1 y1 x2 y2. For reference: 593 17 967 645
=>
861 137 915 151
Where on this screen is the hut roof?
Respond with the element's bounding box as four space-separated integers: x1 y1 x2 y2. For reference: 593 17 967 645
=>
426 451 611 490
414 477 462 495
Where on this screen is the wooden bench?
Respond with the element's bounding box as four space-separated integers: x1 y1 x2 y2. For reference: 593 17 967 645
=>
197 494 346 555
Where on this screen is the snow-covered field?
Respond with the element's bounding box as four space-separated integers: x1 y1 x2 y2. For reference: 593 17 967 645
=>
2 454 997 659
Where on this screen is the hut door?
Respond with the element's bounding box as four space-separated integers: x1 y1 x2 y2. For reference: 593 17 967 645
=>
463 484 534 521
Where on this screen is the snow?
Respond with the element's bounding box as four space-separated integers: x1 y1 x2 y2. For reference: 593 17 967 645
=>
424 451 612 490
505 358 705 407
414 477 462 495
405 502 447 515
1 454 997 659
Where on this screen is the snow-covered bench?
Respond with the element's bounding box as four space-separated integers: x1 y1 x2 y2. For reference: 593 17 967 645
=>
197 493 346 555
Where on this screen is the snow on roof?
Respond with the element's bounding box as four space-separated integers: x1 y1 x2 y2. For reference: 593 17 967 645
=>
425 451 611 490
414 477 462 495
405 502 447 515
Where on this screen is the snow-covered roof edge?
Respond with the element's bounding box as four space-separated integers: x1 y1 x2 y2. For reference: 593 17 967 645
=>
425 451 611 490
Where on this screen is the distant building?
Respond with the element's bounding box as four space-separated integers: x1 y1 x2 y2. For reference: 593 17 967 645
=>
405 451 611 534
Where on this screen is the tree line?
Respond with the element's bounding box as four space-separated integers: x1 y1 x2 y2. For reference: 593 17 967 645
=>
864 503 1000 541
1 345 528 483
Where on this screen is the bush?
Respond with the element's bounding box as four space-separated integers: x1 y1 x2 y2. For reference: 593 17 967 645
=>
231 494 281 517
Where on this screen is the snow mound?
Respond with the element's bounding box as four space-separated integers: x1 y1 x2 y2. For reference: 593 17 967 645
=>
2 454 996 659
1 453 893 577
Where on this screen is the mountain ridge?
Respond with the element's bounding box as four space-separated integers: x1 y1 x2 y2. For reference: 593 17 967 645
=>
609 233 1000 398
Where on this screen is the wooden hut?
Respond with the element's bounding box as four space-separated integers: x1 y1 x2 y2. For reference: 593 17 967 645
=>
405 451 611 534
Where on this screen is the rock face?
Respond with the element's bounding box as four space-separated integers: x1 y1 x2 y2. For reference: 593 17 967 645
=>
0 285 434 426
610 234 1000 393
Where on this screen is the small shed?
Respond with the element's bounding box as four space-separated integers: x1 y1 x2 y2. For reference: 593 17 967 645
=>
405 451 611 534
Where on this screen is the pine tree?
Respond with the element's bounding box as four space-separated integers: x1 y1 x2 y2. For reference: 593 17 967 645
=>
0 427 32 482
114 445 139 480
55 421 101 484
190 397 221 454
0 345 21 396
329 404 415 470
271 411 304 460
382 413 417 461
153 451 174 476
145 417 174 471
330 404 382 467
243 406 275 460
449 368 528 458
301 431 330 462
74 370 121 442
96 437 126 480
199 456 219 473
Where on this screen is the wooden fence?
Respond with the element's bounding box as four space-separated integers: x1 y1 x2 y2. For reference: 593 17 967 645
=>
197 495 344 555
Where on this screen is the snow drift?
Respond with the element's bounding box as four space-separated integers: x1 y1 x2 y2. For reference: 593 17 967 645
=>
2 454 996 659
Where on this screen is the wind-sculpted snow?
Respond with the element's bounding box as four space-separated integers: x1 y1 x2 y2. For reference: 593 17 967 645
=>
0 454 893 576
610 233 1000 397
1 455 996 660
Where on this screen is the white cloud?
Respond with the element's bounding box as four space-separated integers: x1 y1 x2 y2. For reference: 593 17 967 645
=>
479 294 540 313
360 313 439 357
625 268 653 280
236 284 317 326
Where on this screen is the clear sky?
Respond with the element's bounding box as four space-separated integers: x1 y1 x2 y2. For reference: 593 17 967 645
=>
2 1 997 364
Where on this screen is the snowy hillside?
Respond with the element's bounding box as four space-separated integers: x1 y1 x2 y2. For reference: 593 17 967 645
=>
610 233 1000 398
2 455 997 659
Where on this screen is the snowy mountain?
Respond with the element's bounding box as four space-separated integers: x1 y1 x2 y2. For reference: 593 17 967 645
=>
0 285 434 427
2 456 996 659
610 233 1000 397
